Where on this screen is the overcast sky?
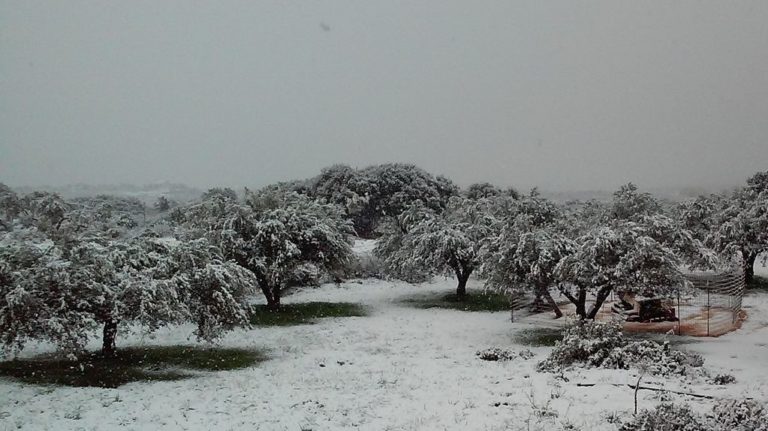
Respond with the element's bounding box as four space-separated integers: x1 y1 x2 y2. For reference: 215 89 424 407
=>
1 1 767 191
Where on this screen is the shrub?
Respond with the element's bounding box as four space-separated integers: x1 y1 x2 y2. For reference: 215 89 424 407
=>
477 348 515 361
710 373 736 385
537 320 624 371
537 320 704 377
476 348 534 361
619 403 709 431
711 399 768 431
621 399 768 431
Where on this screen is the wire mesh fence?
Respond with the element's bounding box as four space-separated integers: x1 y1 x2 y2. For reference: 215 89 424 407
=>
592 265 746 337
529 265 749 337
677 266 745 336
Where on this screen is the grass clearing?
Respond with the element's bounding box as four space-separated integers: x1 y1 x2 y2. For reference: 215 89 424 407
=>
747 275 768 292
0 345 266 388
513 327 564 346
249 302 368 326
400 290 512 312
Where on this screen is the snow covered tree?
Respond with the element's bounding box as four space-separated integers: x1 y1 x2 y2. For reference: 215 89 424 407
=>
603 184 717 267
154 196 172 212
481 192 569 317
156 238 257 343
18 191 71 235
546 185 716 319
67 195 146 240
373 201 436 283
483 227 572 318
554 220 689 319
376 197 496 298
464 183 520 201
310 164 369 214
709 188 768 283
434 174 462 203
361 163 457 225
674 195 725 243
607 183 662 222
0 183 22 229
746 170 768 194
0 231 257 357
465 183 502 200
182 192 354 309
513 189 562 227
306 163 459 237
201 187 238 202
1 186 262 357
706 171 768 283
70 195 145 218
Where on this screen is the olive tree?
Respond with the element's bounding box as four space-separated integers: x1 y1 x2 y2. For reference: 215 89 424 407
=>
0 230 257 357
376 197 496 298
182 191 354 310
481 191 567 316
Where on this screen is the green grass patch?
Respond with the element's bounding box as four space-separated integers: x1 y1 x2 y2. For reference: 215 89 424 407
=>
249 302 368 326
0 345 266 388
513 327 564 347
747 275 768 292
400 290 512 312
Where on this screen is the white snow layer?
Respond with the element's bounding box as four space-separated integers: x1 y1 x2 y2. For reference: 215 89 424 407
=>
1 277 767 430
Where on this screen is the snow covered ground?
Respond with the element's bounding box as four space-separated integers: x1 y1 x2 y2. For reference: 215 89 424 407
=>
2 273 767 430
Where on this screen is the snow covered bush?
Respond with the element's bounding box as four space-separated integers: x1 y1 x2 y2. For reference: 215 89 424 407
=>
622 399 768 431
712 399 768 431
710 373 736 385
537 320 624 371
476 347 534 361
619 403 708 431
476 347 516 361
537 320 704 377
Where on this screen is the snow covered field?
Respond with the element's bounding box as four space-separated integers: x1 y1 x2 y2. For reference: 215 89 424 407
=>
2 268 767 431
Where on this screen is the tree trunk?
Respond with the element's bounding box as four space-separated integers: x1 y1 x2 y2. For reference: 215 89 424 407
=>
575 287 587 319
557 284 580 316
266 286 281 311
744 252 757 284
260 278 282 311
587 285 613 319
102 319 118 357
541 287 563 318
456 272 469 299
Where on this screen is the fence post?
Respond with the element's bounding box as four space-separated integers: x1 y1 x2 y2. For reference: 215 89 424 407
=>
677 288 681 336
706 280 710 337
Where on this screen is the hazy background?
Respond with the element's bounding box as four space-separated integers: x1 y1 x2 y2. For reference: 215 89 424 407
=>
2 1 767 192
